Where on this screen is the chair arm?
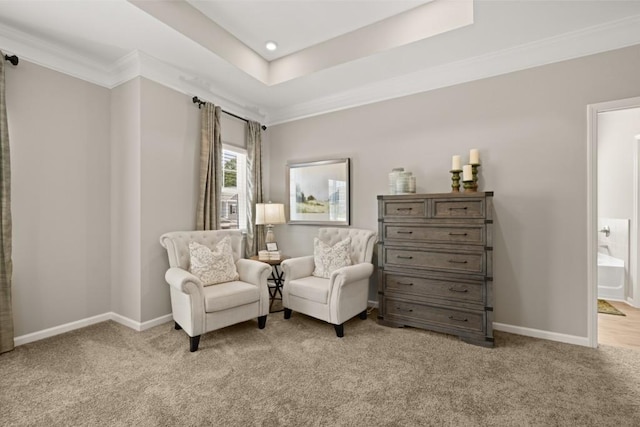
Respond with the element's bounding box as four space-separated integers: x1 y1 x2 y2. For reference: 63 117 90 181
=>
237 258 271 316
236 258 272 287
330 263 374 287
281 256 315 281
327 263 374 325
165 267 204 296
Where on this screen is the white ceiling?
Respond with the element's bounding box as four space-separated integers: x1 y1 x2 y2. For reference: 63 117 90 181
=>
186 0 432 61
1 0 640 125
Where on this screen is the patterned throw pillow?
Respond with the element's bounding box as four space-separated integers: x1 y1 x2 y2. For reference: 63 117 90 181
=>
312 237 352 279
188 237 239 286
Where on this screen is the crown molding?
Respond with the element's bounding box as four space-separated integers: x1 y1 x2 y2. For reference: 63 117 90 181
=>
0 22 266 124
111 50 268 123
265 14 640 125
2 14 639 128
0 22 113 87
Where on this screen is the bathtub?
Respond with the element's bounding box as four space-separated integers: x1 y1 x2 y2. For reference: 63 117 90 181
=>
598 252 625 301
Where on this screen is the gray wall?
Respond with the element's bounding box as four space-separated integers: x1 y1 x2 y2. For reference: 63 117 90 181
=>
111 77 202 324
111 78 142 322
139 77 199 322
267 45 640 338
7 60 111 336
6 61 254 336
6 43 640 341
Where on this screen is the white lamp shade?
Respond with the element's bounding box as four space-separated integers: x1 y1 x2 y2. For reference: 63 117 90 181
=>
256 203 286 225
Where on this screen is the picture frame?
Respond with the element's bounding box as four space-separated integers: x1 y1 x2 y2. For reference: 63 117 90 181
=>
266 242 278 252
286 158 350 225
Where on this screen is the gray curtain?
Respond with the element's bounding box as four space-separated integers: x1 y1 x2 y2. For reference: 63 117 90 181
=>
195 102 222 231
0 52 14 354
245 120 264 257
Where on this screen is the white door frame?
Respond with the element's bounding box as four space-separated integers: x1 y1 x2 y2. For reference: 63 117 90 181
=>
635 135 640 305
587 96 640 348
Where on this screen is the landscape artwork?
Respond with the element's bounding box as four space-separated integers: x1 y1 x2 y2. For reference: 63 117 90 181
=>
287 158 350 225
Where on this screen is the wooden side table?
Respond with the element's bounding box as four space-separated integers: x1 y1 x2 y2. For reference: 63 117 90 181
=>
250 256 288 313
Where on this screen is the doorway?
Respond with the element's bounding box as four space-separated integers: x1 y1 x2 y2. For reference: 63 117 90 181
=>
587 96 640 348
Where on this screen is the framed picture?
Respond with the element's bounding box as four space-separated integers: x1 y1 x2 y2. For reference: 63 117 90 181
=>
286 158 350 225
266 242 278 252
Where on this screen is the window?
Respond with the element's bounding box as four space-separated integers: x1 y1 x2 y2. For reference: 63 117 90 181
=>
220 146 247 230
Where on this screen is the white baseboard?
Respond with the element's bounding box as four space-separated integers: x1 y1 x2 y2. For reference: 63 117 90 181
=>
625 296 639 308
14 312 173 347
110 312 173 331
14 311 590 348
367 300 379 309
13 313 112 347
493 322 590 347
141 313 173 330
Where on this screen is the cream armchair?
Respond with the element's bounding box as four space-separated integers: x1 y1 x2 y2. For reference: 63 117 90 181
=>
160 230 271 352
281 227 377 337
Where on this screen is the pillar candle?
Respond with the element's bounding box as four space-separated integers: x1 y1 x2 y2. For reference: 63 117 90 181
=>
469 149 480 164
452 155 461 171
463 164 472 181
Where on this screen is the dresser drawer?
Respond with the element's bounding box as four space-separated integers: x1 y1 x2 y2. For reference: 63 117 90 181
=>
384 297 484 333
432 198 485 218
384 247 485 275
383 272 484 304
383 224 485 245
382 200 427 218
377 192 494 347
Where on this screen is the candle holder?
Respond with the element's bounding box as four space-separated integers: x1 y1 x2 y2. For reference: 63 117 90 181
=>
449 169 462 193
471 163 480 192
463 180 475 193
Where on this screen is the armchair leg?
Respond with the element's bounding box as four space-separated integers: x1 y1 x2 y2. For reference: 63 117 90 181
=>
284 308 292 319
189 335 201 352
334 323 344 338
258 315 267 329
359 310 367 320
174 322 182 330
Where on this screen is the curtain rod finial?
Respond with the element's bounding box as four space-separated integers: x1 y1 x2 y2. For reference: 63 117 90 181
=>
192 96 206 109
192 96 205 109
4 54 18 66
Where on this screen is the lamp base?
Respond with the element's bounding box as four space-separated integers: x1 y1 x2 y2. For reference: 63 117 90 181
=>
265 225 276 244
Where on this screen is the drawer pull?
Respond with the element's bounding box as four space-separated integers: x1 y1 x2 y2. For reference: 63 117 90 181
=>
448 287 468 293
448 232 468 236
397 282 414 286
448 316 468 322
448 259 468 264
396 231 413 234
396 207 413 211
396 307 413 313
397 255 414 260
449 207 468 211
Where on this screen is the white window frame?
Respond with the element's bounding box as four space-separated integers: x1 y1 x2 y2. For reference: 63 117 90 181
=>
221 144 247 231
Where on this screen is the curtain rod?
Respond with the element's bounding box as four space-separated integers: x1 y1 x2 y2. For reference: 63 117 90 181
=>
192 96 266 130
4 54 19 66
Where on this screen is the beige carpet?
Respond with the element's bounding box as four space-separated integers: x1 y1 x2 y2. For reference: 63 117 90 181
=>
1 311 640 426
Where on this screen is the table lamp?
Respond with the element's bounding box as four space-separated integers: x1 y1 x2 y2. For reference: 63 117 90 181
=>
255 202 286 244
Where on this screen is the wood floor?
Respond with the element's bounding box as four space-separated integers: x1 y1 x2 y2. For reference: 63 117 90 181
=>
598 300 640 350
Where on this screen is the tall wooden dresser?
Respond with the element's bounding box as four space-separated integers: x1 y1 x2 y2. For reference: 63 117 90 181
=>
377 192 494 347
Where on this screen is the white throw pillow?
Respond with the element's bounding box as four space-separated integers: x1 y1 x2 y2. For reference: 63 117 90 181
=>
312 237 352 279
188 237 239 286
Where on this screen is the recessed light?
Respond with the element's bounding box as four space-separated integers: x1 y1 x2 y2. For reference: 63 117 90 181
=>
265 41 278 51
